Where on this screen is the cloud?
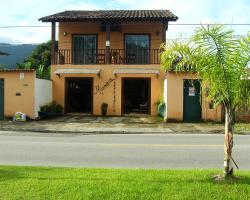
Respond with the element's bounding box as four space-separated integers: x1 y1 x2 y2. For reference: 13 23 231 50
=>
0 0 101 43
0 36 22 44
111 0 250 38
0 0 249 43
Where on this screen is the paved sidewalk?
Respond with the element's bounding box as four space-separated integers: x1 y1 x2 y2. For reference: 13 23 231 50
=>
0 115 227 134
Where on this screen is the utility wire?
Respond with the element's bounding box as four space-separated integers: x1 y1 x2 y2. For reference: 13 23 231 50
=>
168 23 250 26
0 23 250 28
0 35 247 48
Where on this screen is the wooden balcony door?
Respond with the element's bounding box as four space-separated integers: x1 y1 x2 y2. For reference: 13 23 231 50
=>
73 35 97 64
125 34 150 64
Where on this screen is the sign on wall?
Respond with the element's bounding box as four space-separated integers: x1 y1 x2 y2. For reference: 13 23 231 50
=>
94 78 117 114
94 78 115 95
189 87 195 96
19 73 25 80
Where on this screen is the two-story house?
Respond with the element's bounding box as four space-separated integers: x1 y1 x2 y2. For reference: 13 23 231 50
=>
39 10 178 116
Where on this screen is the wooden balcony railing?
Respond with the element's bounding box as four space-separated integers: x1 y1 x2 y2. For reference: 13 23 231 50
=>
53 49 161 65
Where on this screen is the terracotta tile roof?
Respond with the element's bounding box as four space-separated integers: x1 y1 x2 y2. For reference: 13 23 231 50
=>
39 10 178 22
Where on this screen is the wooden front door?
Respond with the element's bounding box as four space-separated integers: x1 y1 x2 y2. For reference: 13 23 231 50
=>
65 78 93 113
122 78 151 114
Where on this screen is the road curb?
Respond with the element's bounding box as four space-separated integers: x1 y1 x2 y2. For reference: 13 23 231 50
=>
0 128 173 135
0 127 248 135
0 128 230 135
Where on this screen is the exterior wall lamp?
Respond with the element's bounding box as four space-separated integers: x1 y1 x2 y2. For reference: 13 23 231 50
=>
155 31 160 37
63 32 67 36
56 73 61 78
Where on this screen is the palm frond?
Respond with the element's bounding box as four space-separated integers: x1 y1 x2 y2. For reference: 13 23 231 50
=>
161 24 250 110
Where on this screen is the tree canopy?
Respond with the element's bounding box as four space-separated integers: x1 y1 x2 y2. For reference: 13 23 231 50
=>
17 41 57 79
0 51 9 69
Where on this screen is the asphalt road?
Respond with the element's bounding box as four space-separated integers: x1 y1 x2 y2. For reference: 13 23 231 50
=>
0 131 250 169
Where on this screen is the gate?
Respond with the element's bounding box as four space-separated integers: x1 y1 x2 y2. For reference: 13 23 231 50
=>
183 79 201 122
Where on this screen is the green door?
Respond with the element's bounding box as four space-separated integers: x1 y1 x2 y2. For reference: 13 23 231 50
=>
183 79 201 122
0 79 4 120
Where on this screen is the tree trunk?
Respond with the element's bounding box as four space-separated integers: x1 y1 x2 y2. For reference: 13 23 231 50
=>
224 106 234 177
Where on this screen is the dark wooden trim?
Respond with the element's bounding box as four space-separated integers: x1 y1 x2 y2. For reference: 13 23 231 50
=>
166 21 169 31
148 78 151 115
182 79 185 122
123 33 151 64
51 22 56 64
121 78 124 115
90 77 94 115
65 77 94 114
162 22 167 43
64 77 68 114
121 77 151 115
106 24 111 64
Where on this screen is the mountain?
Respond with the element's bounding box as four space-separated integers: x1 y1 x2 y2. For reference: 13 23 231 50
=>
0 43 37 69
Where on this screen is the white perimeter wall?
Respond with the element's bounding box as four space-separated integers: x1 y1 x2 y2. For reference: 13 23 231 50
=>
34 78 52 118
163 78 168 119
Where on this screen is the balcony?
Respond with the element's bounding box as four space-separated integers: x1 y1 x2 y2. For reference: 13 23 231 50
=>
53 49 161 65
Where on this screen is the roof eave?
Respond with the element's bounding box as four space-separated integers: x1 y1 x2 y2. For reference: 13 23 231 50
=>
39 17 178 23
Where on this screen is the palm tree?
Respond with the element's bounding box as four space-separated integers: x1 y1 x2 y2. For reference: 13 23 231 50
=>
161 24 250 178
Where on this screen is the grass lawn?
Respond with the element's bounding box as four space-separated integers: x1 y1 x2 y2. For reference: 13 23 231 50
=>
0 166 250 200
235 123 250 133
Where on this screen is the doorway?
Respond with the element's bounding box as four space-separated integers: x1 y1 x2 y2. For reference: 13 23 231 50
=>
65 78 93 113
183 79 202 122
122 78 151 114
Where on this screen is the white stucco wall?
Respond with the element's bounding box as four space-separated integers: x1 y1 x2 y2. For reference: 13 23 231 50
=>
34 78 52 118
163 78 168 119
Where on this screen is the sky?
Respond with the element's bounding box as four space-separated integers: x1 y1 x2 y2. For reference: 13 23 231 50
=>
0 0 249 44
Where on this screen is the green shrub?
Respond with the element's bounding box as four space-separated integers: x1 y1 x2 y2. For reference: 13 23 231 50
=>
40 101 63 114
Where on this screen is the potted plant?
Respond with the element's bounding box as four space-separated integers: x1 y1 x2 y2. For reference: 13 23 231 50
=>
101 103 108 116
157 102 166 118
156 99 166 118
